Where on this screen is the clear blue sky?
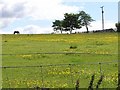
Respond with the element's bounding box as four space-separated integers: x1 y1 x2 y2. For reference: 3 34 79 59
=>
0 0 119 34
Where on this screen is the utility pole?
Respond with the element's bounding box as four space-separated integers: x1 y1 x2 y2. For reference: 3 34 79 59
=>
118 1 120 23
100 6 104 30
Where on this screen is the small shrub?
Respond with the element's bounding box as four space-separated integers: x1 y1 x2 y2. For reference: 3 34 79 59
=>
4 40 7 42
69 46 77 49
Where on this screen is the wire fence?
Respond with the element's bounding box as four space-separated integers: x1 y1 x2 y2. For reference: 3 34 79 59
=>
1 60 118 88
1 52 117 56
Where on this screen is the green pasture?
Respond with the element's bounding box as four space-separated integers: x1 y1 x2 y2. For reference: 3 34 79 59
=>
2 33 118 88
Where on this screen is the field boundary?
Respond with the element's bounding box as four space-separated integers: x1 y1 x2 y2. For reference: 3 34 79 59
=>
1 52 118 56
1 60 118 68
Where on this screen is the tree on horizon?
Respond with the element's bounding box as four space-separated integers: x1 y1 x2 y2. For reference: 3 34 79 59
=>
52 11 94 34
52 20 63 34
115 22 120 32
62 13 81 34
78 11 94 33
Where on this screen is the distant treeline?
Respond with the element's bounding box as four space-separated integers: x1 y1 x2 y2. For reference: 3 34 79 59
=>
73 28 116 34
92 28 115 33
90 28 116 33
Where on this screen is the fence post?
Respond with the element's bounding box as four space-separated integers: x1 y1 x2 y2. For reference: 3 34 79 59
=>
99 63 102 75
69 64 74 87
75 79 79 90
40 66 44 88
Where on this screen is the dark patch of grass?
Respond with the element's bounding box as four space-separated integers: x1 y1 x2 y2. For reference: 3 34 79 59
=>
69 46 77 49
4 40 7 42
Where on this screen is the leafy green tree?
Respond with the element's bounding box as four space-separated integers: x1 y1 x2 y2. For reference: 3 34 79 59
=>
62 13 81 34
115 22 120 32
52 20 63 34
78 11 94 33
52 11 94 34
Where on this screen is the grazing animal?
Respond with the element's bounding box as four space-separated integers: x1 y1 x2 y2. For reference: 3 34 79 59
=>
14 31 20 34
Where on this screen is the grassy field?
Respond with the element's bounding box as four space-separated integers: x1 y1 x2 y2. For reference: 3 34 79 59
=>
2 33 118 88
